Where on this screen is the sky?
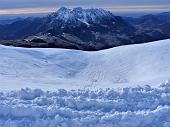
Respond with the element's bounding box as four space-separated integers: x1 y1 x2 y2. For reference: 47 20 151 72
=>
0 0 170 15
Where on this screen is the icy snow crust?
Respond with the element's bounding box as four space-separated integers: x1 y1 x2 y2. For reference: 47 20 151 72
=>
0 39 170 90
1 82 170 127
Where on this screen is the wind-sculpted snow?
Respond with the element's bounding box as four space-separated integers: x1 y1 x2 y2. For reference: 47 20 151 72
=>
1 81 170 127
1 39 170 90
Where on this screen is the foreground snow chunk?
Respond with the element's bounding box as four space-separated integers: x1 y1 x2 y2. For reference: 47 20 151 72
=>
1 82 170 127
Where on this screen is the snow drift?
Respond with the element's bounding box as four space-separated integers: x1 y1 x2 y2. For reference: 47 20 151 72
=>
0 81 170 127
0 39 170 90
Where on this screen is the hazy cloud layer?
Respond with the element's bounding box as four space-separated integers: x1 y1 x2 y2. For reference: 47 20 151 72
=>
0 0 169 14
0 0 170 9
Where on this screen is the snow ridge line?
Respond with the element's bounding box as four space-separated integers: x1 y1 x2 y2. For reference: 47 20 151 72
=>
1 81 170 126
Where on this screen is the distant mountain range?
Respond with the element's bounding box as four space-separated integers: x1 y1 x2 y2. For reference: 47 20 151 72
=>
0 7 170 51
0 18 23 25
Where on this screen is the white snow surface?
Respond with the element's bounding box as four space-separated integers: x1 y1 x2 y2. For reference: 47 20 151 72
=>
0 39 170 90
1 39 170 126
0 81 170 127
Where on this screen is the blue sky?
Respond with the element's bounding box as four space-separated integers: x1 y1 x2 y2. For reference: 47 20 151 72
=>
0 0 170 15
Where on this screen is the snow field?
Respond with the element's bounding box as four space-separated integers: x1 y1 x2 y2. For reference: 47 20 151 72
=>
1 81 170 127
0 39 170 90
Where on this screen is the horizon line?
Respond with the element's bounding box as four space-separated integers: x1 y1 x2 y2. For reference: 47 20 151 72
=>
0 5 170 15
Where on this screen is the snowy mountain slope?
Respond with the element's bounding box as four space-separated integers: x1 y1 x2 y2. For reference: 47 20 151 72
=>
0 39 170 90
50 7 115 25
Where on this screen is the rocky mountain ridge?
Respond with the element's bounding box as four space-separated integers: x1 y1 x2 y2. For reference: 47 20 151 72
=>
0 7 169 50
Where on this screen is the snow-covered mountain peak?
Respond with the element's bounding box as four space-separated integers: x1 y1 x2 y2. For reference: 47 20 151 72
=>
56 7 72 16
72 7 83 12
51 7 115 25
57 7 71 12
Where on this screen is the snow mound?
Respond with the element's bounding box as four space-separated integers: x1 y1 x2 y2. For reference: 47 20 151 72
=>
0 39 170 90
1 81 170 127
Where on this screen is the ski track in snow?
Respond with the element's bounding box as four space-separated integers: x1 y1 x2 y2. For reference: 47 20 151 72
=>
0 39 170 90
0 81 170 127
